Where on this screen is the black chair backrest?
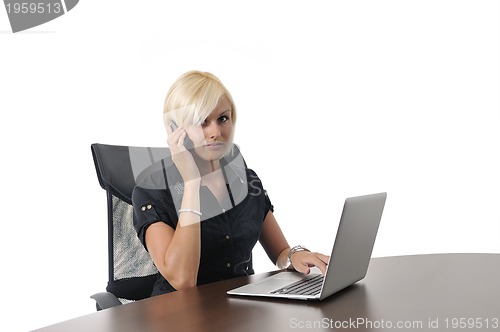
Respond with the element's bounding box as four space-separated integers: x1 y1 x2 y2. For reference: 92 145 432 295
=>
91 143 170 301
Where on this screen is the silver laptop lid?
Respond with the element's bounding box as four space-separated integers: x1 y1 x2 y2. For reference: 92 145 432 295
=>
319 192 387 300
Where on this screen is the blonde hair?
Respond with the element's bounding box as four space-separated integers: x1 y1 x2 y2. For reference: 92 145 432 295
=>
163 71 236 127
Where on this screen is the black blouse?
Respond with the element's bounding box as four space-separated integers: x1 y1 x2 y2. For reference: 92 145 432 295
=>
132 149 273 296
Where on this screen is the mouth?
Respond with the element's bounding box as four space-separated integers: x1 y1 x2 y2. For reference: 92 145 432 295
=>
204 142 224 150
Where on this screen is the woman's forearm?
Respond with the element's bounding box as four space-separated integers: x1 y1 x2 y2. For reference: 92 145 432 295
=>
162 179 202 289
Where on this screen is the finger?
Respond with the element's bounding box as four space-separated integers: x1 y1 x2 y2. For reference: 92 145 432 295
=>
294 262 311 275
166 127 179 146
291 253 316 275
316 259 328 275
316 253 330 265
317 254 329 272
167 128 186 151
177 131 187 148
299 254 328 275
307 256 327 275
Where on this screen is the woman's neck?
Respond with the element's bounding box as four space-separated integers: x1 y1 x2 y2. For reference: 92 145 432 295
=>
195 157 222 178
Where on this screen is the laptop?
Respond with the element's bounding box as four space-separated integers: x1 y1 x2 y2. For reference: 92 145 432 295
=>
227 192 387 300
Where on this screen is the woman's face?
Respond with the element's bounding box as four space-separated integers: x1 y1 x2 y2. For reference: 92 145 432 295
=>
185 97 234 162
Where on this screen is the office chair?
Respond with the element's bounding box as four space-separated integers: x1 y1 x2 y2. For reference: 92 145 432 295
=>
90 143 171 310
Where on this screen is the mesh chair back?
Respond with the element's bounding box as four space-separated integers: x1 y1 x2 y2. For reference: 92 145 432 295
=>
91 143 170 301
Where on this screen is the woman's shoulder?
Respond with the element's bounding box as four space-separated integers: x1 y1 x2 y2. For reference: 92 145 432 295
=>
132 158 178 202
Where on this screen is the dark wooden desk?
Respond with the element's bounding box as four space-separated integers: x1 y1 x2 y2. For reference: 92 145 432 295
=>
34 254 500 331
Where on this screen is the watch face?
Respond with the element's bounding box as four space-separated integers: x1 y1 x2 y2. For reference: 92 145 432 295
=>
288 245 308 262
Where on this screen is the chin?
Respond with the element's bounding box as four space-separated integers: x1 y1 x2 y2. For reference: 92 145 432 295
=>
195 144 232 161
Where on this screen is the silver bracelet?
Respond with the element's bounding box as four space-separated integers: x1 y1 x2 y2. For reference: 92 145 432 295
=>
177 208 202 216
287 245 310 264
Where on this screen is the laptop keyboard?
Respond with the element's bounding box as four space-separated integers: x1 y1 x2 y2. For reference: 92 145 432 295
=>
270 274 324 296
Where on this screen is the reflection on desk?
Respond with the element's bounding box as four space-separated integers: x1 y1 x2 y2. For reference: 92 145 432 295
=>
34 254 500 332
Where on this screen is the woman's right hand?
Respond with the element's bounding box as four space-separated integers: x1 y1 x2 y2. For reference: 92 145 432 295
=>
166 124 201 182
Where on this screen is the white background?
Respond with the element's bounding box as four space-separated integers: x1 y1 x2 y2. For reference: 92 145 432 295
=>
1 1 499 331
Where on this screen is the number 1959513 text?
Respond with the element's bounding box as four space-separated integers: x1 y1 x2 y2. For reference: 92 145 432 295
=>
444 317 499 329
5 2 62 14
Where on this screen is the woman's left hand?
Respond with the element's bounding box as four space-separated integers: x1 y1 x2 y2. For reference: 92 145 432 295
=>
290 251 330 275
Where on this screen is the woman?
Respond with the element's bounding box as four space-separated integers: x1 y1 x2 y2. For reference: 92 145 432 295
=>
132 70 329 296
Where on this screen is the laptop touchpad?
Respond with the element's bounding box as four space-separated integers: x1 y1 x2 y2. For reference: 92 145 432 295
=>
250 272 305 293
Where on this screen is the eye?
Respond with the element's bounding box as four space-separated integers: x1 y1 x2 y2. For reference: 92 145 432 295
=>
218 115 230 123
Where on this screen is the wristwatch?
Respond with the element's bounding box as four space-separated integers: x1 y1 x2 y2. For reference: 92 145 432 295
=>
287 245 310 264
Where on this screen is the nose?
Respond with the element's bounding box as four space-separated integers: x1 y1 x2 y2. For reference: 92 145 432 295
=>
206 121 221 140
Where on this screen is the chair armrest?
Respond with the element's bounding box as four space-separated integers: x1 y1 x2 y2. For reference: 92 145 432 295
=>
90 292 122 310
